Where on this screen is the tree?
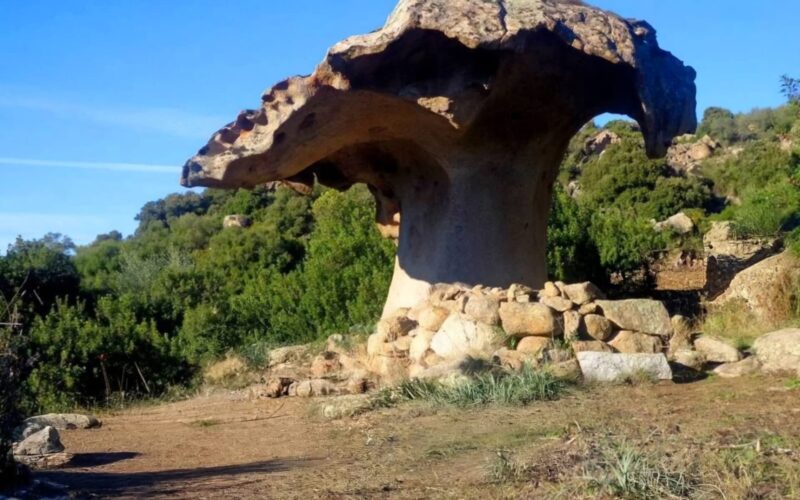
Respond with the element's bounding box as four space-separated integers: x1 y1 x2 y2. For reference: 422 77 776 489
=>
781 75 800 105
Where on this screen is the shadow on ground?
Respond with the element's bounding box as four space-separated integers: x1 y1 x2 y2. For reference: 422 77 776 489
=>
39 458 312 497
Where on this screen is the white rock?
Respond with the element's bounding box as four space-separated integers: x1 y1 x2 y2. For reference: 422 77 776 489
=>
409 329 437 362
13 426 64 456
577 352 673 382
431 313 499 359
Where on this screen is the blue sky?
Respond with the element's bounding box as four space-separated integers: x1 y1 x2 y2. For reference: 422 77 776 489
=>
1 0 798 249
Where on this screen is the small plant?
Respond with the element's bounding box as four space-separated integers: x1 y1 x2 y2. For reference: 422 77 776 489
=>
584 441 697 499
487 449 530 484
786 378 800 390
371 365 568 409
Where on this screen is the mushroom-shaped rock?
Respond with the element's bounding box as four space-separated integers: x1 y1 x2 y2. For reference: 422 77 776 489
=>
182 0 696 315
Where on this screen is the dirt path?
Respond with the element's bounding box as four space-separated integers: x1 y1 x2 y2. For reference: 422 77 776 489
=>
40 376 800 499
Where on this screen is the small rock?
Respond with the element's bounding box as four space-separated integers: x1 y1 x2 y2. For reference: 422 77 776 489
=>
577 352 673 382
392 335 413 352
295 379 338 398
583 314 614 341
492 348 539 372
596 299 673 336
13 427 64 456
539 281 562 298
516 336 552 355
753 328 800 375
417 305 451 331
14 451 73 470
671 349 705 371
571 340 614 353
694 336 742 363
269 345 310 367
578 302 599 315
608 331 663 354
464 295 501 325
540 296 573 312
561 282 605 305
377 314 417 342
499 302 560 338
310 352 343 378
263 377 296 398
713 357 761 378
545 359 582 380
317 394 373 419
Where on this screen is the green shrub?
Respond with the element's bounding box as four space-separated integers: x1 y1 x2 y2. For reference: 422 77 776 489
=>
730 183 800 238
588 209 667 277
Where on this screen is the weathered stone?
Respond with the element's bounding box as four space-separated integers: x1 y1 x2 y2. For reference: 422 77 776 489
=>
263 377 296 398
653 212 695 234
430 314 500 359
20 414 101 432
539 282 562 298
577 352 673 382
561 282 605 305
317 394 373 419
492 348 540 372
367 333 387 357
392 335 413 352
578 302 599 315
516 336 552 355
269 345 310 367
183 0 696 316
222 214 252 229
417 305 451 331
571 340 614 353
609 331 663 354
713 357 761 378
499 302 559 338
753 329 800 375
13 427 64 456
377 313 417 342
14 451 73 469
583 314 614 341
409 329 436 362
596 300 673 336
310 352 343 378
541 296 573 313
295 379 338 398
464 295 501 326
713 251 800 323
562 310 581 342
545 359 582 380
694 336 743 364
671 349 705 371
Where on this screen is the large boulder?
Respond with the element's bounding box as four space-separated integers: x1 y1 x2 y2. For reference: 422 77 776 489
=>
430 314 500 359
582 314 614 341
694 336 742 364
753 329 800 375
16 413 101 440
596 300 673 336
499 302 559 338
712 251 800 323
713 357 761 378
577 352 673 382
13 427 64 456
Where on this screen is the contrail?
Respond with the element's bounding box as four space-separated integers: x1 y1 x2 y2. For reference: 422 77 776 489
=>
0 157 177 174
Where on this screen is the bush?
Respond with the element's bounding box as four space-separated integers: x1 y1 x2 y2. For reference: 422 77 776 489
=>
730 183 800 238
588 209 667 277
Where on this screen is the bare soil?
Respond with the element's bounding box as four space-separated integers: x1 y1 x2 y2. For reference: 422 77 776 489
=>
41 375 800 499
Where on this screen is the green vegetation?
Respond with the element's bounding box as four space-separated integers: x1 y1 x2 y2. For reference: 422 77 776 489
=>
373 366 568 408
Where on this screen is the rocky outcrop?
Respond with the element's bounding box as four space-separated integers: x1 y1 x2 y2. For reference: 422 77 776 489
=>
182 0 695 315
712 251 800 323
667 134 721 175
222 215 252 229
704 221 781 299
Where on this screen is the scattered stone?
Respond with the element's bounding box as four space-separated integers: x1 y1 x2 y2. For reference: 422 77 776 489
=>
295 379 338 398
671 349 705 371
539 281 561 298
596 299 673 336
563 310 581 342
608 331 663 354
561 282 605 305
13 427 64 456
540 296 573 313
269 345 310 367
377 313 417 342
310 352 343 378
316 394 373 419
430 314 500 359
571 340 614 353
753 328 800 375
464 295 501 326
713 357 761 378
499 302 559 338
694 336 743 364
263 377 296 398
516 336 552 355
417 305 451 331
577 352 673 382
583 314 614 341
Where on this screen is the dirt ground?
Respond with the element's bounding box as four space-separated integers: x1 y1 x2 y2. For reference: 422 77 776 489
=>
40 375 800 499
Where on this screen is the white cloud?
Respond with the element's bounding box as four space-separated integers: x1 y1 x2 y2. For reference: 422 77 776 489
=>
0 157 176 174
0 87 225 139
